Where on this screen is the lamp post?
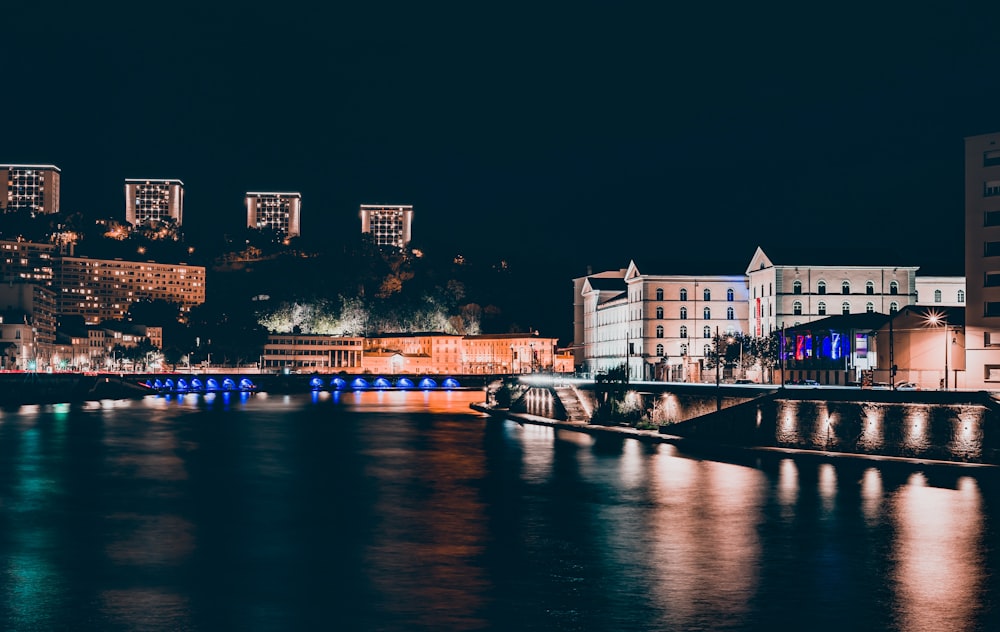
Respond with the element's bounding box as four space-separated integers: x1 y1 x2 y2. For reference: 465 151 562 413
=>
510 344 515 376
925 311 950 390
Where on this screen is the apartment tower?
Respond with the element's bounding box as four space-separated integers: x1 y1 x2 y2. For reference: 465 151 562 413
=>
1 164 61 216
125 178 184 226
965 132 1000 388
359 204 413 248
246 192 301 238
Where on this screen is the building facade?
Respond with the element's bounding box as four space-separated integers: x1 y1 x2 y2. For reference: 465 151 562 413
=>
915 276 966 306
1 164 60 216
0 239 56 285
359 204 413 248
125 178 184 227
964 132 1000 388
579 260 750 381
246 192 301 238
55 256 206 324
746 246 919 336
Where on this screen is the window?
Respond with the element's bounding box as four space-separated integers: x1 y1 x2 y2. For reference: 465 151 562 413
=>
986 180 1000 197
890 301 899 313
656 306 663 319
704 344 712 357
793 280 802 294
704 288 711 301
818 301 827 316
842 281 851 294
727 307 734 320
655 288 663 301
680 307 688 320
703 326 711 338
680 326 688 338
817 280 826 295
656 325 664 338
958 290 965 303
680 288 687 301
986 273 1000 287
986 150 1000 167
656 343 664 356
727 288 734 301
866 302 874 313
866 281 874 295
725 326 736 336
793 301 802 316
934 289 942 303
987 302 1000 317
842 301 851 315
703 307 711 319
680 344 688 356
987 242 1000 257
890 280 898 295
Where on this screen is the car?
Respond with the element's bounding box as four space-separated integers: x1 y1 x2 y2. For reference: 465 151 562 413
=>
871 382 892 390
896 381 919 391
734 378 754 384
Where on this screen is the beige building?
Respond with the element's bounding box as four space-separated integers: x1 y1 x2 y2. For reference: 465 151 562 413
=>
55 256 206 324
125 178 184 227
873 305 965 390
964 132 1000 388
246 192 301 238
360 204 413 248
261 332 562 375
746 246 919 335
1 164 60 216
579 260 749 381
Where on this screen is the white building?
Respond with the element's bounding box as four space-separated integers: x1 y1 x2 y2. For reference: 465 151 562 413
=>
746 246 919 335
915 276 966 306
579 260 749 381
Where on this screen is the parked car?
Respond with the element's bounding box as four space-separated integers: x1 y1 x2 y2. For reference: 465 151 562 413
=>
896 381 919 391
734 378 754 384
872 382 892 390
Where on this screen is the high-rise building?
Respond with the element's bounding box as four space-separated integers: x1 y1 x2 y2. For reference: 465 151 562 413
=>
360 204 413 248
55 256 205 325
124 178 184 227
964 132 1000 387
1 164 61 216
246 192 301 238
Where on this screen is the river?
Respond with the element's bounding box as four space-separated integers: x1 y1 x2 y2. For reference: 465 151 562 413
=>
0 389 997 631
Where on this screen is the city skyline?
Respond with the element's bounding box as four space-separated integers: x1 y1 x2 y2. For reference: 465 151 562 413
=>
5 4 996 278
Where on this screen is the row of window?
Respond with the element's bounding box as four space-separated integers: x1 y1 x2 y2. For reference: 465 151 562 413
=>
653 288 736 301
655 325 734 339
654 306 736 319
790 300 900 315
790 280 900 295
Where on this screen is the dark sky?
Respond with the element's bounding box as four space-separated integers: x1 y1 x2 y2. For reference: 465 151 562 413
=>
6 3 998 279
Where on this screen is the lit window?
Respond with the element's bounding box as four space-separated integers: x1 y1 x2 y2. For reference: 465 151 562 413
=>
727 288 734 301
679 288 687 301
866 302 874 313
703 307 711 319
727 307 734 320
704 288 711 301
680 307 687 320
680 326 688 338
703 326 711 338
958 290 965 302
934 289 942 303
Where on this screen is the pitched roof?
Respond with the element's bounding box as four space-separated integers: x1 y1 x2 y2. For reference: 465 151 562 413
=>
628 256 748 277
753 245 917 268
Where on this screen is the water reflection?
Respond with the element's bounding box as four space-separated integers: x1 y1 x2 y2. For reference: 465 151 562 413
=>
891 473 985 632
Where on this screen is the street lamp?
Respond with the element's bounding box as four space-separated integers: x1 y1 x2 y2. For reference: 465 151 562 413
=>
510 344 515 376
925 311 950 390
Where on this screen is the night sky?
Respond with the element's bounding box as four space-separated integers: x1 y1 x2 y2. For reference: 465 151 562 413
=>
6 3 998 279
